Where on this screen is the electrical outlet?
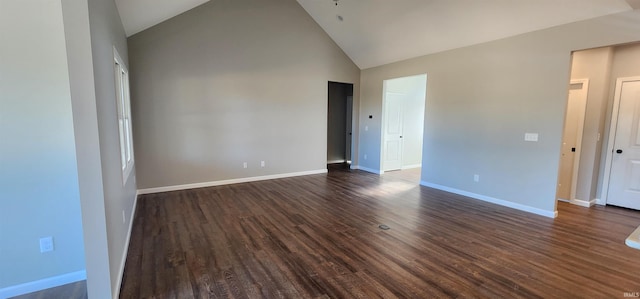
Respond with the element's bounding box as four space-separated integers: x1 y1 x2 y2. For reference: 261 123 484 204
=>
524 133 539 142
243 162 247 169
40 237 54 253
474 174 480 182
364 154 368 160
261 161 265 167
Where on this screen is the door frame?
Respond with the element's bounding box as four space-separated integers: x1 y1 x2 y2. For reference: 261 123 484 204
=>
380 74 428 174
326 81 355 166
601 76 640 204
346 96 353 164
560 79 589 203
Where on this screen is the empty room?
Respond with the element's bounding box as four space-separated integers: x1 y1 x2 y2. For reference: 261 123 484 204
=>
4 0 640 298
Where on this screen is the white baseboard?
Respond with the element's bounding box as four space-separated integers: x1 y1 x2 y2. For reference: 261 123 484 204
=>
327 159 346 164
351 165 382 174
401 164 421 170
569 198 596 207
595 198 606 205
0 270 86 299
420 181 557 218
137 169 328 195
113 192 139 299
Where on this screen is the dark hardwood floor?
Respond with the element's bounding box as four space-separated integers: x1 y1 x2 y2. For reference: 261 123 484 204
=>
382 167 422 184
119 167 640 298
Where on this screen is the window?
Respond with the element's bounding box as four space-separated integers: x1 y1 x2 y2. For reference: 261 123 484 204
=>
114 48 134 184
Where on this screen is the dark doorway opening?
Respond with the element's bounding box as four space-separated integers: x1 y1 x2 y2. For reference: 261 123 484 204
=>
327 81 354 169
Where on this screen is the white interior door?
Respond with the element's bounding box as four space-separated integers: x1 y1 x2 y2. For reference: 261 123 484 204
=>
383 92 404 171
607 78 640 210
557 80 589 201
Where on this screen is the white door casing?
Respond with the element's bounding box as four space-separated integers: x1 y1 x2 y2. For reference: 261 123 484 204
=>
346 96 353 163
604 77 640 210
383 92 404 171
557 79 589 201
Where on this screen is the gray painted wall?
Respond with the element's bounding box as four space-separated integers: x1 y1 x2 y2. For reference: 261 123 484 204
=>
62 0 112 297
596 43 640 200
87 0 138 295
128 0 360 189
359 10 640 215
569 47 613 203
610 43 640 91
0 0 85 289
328 82 353 163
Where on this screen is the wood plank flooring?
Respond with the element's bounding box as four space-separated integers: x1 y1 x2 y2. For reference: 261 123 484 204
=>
381 167 422 183
119 167 640 298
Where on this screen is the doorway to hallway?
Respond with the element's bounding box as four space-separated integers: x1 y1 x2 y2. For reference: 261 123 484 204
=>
327 81 354 167
557 79 589 202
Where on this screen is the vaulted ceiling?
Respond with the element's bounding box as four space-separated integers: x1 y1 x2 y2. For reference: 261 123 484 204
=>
115 0 635 69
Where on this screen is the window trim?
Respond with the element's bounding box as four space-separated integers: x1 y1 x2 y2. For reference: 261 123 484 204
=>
114 47 134 185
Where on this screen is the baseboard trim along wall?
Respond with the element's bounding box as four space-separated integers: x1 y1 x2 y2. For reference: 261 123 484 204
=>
401 164 421 170
570 198 596 208
350 165 383 175
138 169 329 195
420 181 558 218
113 192 139 299
0 270 86 299
327 159 346 164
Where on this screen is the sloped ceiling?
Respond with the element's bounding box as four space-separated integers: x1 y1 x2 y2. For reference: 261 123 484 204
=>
116 0 633 69
115 0 210 37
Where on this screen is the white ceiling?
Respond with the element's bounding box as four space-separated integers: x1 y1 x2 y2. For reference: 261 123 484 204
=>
116 0 633 69
115 0 210 37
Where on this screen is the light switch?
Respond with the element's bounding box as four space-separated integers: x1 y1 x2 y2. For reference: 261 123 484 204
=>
524 133 539 142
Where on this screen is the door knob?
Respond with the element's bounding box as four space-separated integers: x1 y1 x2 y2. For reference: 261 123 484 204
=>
616 149 623 154
399 136 403 138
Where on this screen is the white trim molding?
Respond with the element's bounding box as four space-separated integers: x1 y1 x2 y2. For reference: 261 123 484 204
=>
569 198 596 208
567 79 589 204
401 164 421 170
327 159 346 164
350 165 383 175
420 181 558 218
113 192 139 299
138 169 328 195
0 270 86 299
595 198 606 205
